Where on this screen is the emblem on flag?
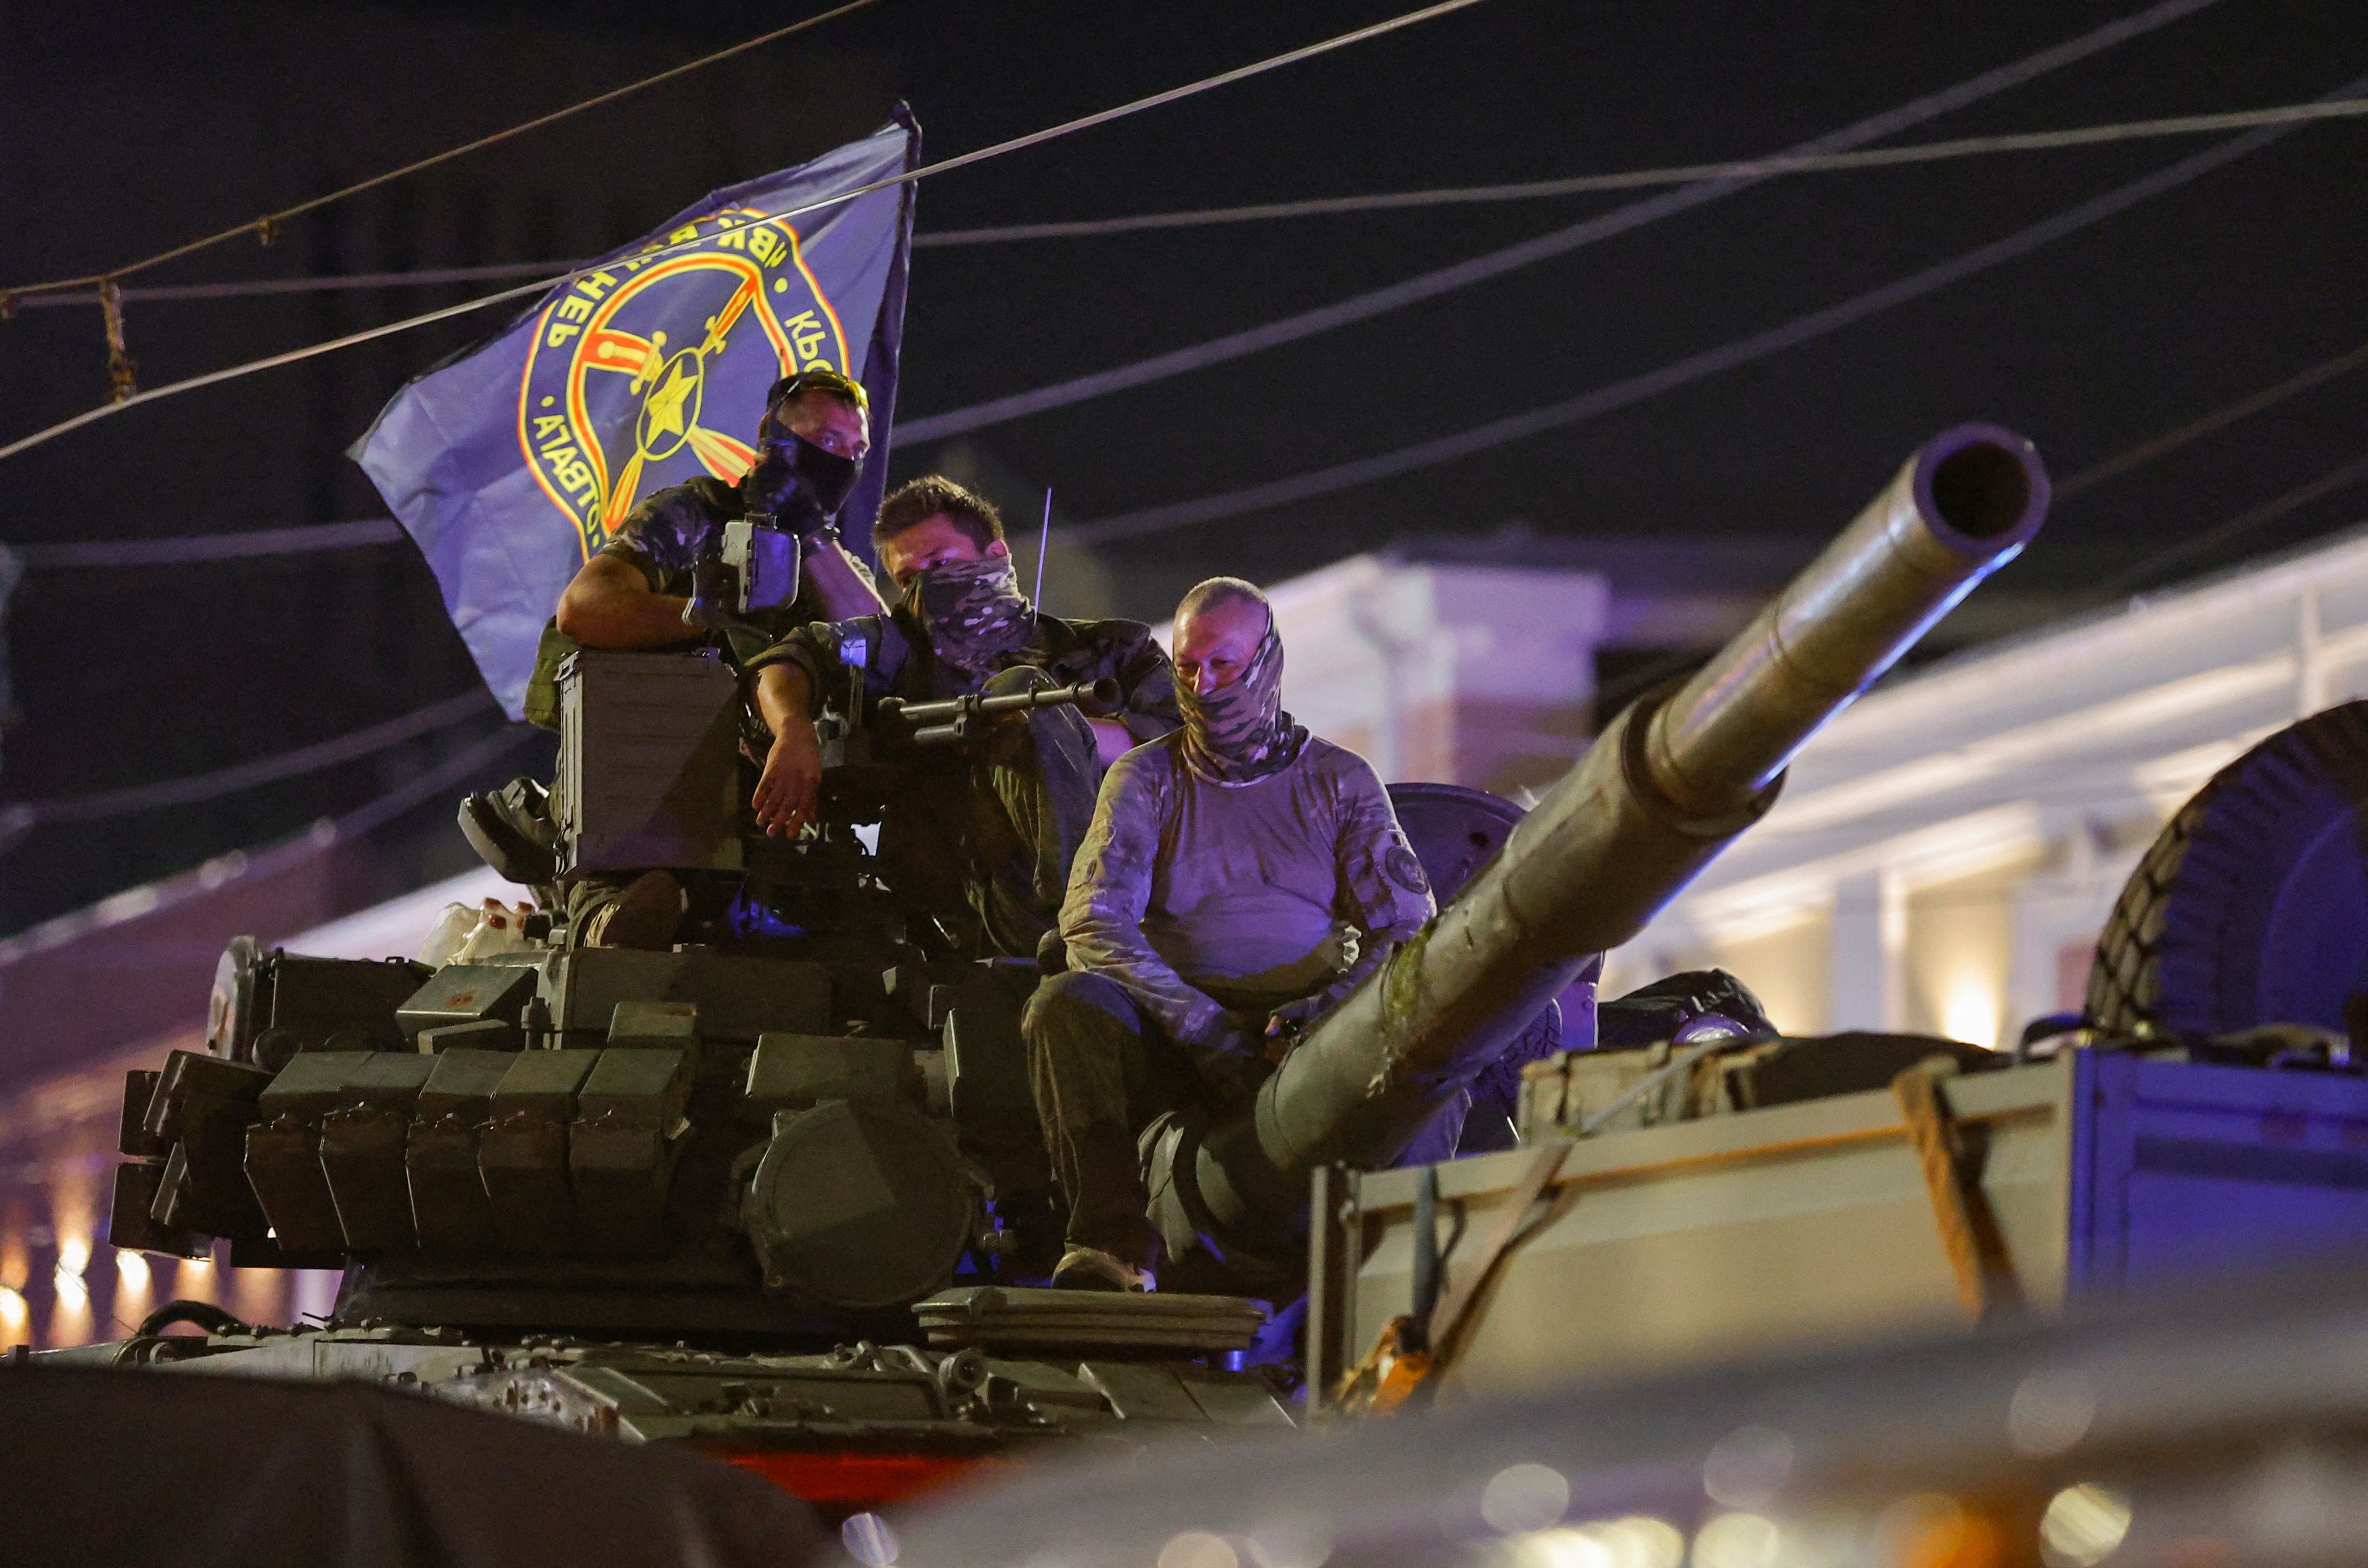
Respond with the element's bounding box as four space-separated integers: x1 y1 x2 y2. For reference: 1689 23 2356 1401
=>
357 114 918 717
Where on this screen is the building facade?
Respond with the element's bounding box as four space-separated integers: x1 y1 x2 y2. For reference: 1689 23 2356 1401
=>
1612 528 2368 1046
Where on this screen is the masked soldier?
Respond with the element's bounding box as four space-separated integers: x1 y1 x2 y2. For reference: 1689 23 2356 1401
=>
463 365 887 948
746 476 1179 959
1022 577 1436 1291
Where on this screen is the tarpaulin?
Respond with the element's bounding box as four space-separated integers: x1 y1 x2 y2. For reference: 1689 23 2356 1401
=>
355 114 919 719
0 1366 825 1567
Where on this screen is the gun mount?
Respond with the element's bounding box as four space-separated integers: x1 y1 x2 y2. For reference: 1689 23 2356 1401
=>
1145 423 2051 1274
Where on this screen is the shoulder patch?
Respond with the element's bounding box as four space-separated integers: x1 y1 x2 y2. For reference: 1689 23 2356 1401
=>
1386 841 1431 894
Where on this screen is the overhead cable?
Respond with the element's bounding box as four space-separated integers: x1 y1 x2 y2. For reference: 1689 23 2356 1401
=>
1068 72 2367 545
0 0 1492 468
0 691 495 850
43 333 2368 572
11 261 566 310
18 518 404 570
2055 340 2368 499
0 724 537 961
0 0 882 305
893 0 2231 444
2095 452 2368 597
0 281 555 465
24 89 2368 315
913 96 2368 246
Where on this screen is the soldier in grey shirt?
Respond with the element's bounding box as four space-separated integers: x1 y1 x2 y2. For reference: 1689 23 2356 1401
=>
1024 577 1435 1290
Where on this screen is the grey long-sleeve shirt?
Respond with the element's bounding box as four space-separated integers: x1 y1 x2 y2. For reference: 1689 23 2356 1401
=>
1060 730 1436 1047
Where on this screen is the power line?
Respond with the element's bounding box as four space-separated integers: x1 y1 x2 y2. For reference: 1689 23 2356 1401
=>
911 97 2368 246
0 0 883 304
891 0 2231 445
0 280 555 465
38 327 2368 578
22 88 2367 315
9 262 564 310
0 724 537 965
2055 340 2368 499
2095 451 2368 597
0 692 497 852
17 519 403 570
1068 72 2365 545
0 0 1493 469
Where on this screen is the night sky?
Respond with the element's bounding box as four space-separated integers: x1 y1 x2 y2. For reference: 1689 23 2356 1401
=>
5 0 2368 931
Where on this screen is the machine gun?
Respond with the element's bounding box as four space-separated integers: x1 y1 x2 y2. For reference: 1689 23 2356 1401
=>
878 676 1121 749
809 671 1118 831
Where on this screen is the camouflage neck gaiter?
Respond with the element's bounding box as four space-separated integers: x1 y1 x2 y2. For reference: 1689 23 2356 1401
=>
1178 621 1301 783
911 554 1036 681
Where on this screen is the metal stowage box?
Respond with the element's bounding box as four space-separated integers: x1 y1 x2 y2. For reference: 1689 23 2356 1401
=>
1310 1049 2368 1402
555 649 744 876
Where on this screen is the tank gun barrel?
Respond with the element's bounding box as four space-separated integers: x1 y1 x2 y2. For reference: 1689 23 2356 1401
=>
1147 424 2051 1262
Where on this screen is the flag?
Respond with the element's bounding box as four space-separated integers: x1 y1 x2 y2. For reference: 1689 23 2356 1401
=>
355 114 919 718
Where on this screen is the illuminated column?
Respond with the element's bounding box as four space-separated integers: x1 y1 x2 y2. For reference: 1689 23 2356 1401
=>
49 1234 93 1349
115 1249 154 1329
47 1164 97 1349
1827 869 1907 1032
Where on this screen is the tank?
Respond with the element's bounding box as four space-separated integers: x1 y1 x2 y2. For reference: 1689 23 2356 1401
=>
68 423 2047 1516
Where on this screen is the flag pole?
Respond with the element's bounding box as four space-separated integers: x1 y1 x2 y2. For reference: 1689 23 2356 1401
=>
1033 488 1051 609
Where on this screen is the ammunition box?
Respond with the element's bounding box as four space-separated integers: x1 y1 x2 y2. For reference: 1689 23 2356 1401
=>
942 984 1036 1141
479 1049 599 1253
555 649 744 876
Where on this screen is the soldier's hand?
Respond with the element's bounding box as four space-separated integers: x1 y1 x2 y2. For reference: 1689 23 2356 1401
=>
751 718 823 838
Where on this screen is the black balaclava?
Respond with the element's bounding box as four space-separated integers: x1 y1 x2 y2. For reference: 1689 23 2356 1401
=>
741 411 861 536
907 553 1036 683
1178 616 1300 783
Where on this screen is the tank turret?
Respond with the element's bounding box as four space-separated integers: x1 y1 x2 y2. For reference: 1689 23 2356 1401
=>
1145 424 2051 1272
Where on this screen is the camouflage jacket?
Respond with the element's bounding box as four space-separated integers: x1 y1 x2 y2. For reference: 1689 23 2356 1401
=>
1061 731 1436 1048
522 478 871 729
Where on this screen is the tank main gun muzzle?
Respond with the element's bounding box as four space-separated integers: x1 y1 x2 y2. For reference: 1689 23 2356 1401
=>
1147 425 2050 1268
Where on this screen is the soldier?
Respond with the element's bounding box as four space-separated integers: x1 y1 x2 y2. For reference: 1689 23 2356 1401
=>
1022 577 1436 1291
463 365 888 948
747 476 1179 959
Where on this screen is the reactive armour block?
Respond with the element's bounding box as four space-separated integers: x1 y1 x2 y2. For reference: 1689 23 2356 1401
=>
407 1049 516 1255
146 1051 273 1240
570 1047 694 1255
244 1053 374 1255
479 1050 599 1253
397 963 538 1044
320 1053 434 1253
742 1034 917 1119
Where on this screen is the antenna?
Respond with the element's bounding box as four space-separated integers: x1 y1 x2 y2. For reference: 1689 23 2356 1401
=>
1033 488 1052 609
